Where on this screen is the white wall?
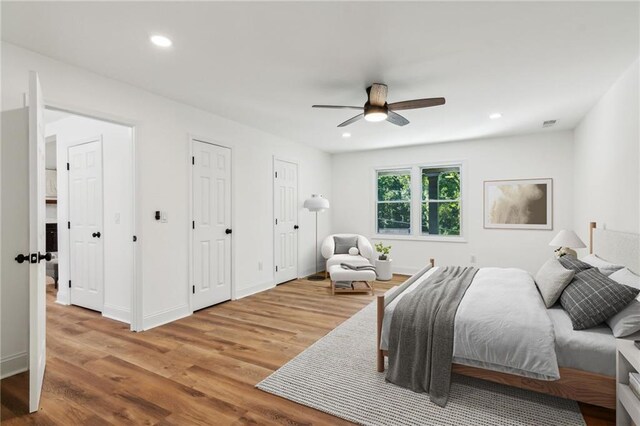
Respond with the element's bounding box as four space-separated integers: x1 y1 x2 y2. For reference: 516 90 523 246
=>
46 115 134 324
331 132 575 275
573 60 639 251
2 42 332 331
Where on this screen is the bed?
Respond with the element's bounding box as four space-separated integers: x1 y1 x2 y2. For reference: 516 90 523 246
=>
376 222 640 409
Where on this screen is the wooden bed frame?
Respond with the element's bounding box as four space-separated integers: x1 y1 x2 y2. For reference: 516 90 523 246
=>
375 222 616 409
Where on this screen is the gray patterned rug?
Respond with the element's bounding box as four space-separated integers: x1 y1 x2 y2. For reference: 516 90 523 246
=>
257 301 586 426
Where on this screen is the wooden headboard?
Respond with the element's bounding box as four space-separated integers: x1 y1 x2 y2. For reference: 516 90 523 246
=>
589 222 640 275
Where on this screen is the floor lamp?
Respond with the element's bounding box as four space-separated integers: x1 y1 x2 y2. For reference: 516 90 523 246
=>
303 194 330 281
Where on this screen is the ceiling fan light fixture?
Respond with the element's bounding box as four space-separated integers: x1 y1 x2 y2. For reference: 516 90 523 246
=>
364 105 388 122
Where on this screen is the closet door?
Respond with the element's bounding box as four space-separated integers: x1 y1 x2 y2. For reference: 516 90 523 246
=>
68 138 104 312
192 140 232 310
274 159 298 284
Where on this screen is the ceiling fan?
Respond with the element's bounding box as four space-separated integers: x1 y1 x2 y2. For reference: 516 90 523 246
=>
312 83 445 127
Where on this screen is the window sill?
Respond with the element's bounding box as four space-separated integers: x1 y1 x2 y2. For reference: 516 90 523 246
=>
372 234 467 243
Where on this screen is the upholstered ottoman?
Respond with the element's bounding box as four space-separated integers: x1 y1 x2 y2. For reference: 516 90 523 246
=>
328 265 376 295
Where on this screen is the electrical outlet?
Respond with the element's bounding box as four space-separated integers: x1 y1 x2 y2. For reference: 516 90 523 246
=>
258 261 263 271
470 254 476 264
114 213 120 224
161 212 168 223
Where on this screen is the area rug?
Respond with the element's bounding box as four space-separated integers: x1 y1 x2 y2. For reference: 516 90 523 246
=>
257 301 586 426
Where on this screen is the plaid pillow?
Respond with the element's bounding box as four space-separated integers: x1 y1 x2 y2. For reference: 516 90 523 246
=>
558 256 593 273
560 268 640 330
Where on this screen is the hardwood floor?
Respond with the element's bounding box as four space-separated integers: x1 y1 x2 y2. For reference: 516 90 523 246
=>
1 277 614 425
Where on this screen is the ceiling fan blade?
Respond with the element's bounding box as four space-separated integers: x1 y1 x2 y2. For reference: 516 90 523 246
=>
337 113 364 127
386 111 410 126
312 105 363 110
388 97 446 111
367 83 388 107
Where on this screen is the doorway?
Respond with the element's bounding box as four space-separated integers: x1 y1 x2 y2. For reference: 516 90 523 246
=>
273 158 299 284
191 138 232 311
45 109 135 323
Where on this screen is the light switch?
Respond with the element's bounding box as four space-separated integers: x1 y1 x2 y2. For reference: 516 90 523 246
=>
115 213 120 224
161 212 168 223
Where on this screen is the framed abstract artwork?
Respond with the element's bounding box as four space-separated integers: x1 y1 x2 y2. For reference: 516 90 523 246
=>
484 178 552 230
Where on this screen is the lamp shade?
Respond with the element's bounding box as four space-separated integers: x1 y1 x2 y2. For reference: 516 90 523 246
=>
303 194 330 212
549 230 586 248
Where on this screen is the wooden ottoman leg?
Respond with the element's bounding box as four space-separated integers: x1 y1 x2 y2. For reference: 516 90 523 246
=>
331 280 335 295
369 281 374 295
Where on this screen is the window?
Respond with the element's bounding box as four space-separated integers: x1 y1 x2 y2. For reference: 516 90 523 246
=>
421 167 461 236
376 169 411 234
375 164 463 239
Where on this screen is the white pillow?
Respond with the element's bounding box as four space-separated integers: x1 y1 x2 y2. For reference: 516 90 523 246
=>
606 268 640 337
534 259 575 308
348 247 359 256
581 254 624 276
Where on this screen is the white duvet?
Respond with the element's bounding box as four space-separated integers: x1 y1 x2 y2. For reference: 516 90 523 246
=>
381 266 560 381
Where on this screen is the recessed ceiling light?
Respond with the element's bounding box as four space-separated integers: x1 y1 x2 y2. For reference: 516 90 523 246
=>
342 132 351 138
489 113 502 120
150 35 172 48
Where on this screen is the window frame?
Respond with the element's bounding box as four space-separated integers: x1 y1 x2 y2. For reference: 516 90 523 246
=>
375 168 413 235
373 161 466 242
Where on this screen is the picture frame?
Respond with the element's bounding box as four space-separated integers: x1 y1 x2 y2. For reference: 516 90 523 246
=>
484 178 553 230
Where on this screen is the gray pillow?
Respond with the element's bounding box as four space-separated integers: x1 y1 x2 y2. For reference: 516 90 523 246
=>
334 236 358 255
560 268 640 330
606 268 640 337
558 255 593 273
535 259 575 308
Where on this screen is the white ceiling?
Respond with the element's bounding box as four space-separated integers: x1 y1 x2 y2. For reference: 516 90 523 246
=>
2 2 638 153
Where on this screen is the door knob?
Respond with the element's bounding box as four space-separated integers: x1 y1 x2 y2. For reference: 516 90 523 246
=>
14 253 30 264
225 228 232 235
294 225 299 230
37 252 52 262
92 231 101 238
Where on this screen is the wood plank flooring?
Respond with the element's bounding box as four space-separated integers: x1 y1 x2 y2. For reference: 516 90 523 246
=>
1 277 614 425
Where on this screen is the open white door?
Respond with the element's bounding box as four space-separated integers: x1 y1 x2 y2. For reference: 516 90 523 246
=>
28 71 47 412
274 159 298 284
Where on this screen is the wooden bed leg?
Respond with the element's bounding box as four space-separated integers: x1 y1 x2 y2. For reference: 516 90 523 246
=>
376 295 385 372
589 222 596 254
429 258 435 268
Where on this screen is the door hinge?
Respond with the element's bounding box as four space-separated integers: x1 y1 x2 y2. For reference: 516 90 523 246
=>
192 285 195 294
67 221 71 229
133 235 137 242
192 221 195 229
275 171 278 178
68 280 71 288
275 265 278 272
275 218 278 225
66 162 70 170
192 156 194 165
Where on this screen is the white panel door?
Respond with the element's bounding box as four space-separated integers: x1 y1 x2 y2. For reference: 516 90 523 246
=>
192 141 232 310
274 159 298 284
28 71 47 413
68 138 104 312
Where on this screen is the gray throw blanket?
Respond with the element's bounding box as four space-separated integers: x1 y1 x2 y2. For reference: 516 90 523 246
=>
386 266 478 407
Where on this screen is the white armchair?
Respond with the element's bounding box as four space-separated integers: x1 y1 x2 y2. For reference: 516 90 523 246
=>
321 234 375 278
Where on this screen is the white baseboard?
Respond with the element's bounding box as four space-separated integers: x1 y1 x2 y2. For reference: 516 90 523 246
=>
142 304 190 331
1 351 28 379
103 304 131 324
234 280 274 299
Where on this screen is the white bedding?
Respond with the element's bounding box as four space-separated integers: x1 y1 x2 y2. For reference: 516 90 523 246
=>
380 266 560 381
